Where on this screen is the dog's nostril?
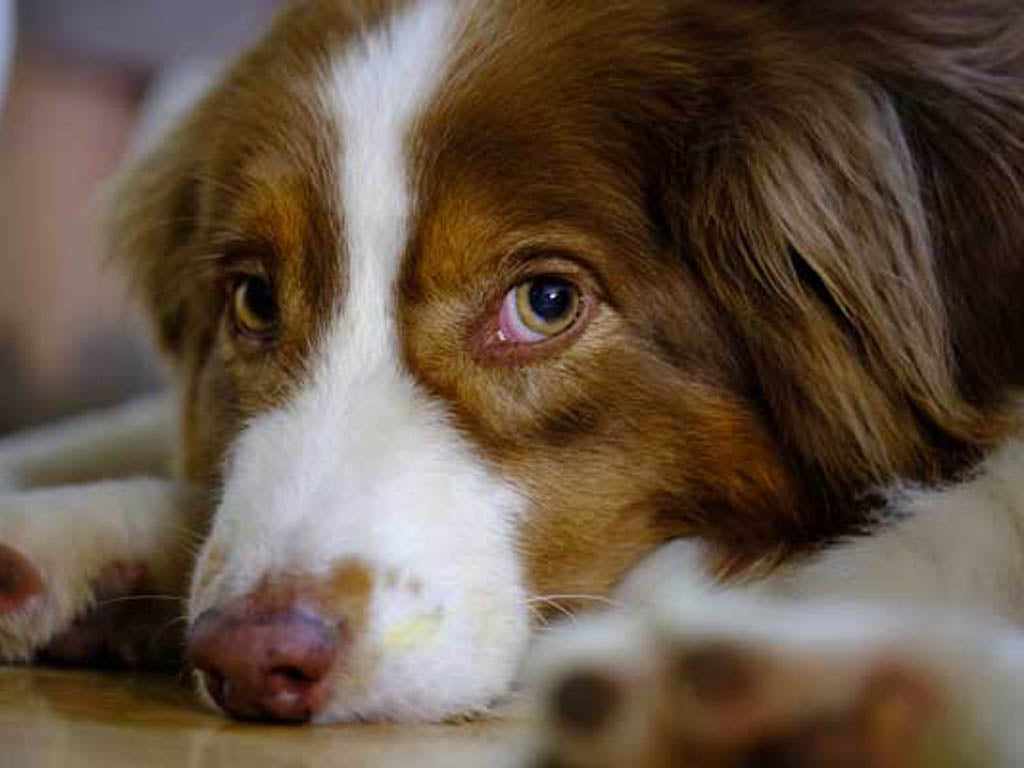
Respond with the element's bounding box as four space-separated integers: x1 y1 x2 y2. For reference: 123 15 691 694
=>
272 665 315 684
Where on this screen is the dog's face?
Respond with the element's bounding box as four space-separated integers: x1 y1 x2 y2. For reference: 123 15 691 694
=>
110 0 1022 722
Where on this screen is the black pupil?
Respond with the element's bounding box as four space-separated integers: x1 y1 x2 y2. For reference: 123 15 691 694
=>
529 278 574 322
245 278 275 323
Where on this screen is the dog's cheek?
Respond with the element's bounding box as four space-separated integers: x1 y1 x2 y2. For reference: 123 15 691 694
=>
177 342 244 489
509 380 808 602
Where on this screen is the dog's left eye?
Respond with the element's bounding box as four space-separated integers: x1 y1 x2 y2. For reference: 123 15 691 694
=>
230 275 277 339
499 276 582 344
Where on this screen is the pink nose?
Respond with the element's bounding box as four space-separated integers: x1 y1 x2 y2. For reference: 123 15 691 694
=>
186 608 342 722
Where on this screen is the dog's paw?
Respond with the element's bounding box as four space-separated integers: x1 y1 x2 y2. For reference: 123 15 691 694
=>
527 597 998 768
0 501 90 661
0 540 91 663
1 539 183 668
0 484 189 667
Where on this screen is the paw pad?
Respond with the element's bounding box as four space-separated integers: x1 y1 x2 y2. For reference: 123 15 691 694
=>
0 543 44 615
551 670 621 733
674 642 757 705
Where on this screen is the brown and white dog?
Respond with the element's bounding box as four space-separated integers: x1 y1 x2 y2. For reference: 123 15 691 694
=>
2 0 1024 762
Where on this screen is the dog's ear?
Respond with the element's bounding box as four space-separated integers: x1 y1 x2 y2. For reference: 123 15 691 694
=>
103 0 332 362
104 112 206 359
676 3 1024 494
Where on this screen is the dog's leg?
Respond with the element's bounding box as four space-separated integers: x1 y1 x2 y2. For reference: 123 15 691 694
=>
0 394 176 490
530 593 1024 768
0 395 200 667
529 442 1024 766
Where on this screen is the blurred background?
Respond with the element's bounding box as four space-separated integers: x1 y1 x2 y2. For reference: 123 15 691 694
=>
0 0 282 434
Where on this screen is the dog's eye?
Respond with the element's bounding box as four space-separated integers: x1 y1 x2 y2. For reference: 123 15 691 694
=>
499 276 581 343
230 276 277 338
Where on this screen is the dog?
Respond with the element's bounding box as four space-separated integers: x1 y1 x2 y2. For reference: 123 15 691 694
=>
2 0 1024 763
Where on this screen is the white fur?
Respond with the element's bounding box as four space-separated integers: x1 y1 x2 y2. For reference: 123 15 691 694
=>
190 0 532 723
769 438 1024 618
0 394 175 490
0 397 192 660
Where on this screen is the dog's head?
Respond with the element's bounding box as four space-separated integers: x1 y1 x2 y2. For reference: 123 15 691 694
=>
109 0 1024 722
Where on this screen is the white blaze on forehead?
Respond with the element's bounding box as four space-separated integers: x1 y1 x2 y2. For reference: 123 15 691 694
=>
334 0 453 361
195 0 531 723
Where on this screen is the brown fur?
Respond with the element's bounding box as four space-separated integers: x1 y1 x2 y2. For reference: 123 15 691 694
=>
108 0 1024 606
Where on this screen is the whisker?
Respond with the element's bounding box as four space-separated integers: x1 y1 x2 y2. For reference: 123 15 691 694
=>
93 594 186 608
150 614 190 650
523 596 578 623
524 603 552 629
527 593 625 609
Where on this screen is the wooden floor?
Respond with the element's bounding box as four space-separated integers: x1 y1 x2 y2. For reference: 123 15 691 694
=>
0 667 528 767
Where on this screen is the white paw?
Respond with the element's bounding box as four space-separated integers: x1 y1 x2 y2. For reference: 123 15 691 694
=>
0 481 191 666
0 492 99 660
527 594 1014 767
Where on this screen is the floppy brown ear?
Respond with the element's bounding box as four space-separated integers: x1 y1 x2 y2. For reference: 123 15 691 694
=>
678 2 1024 498
104 116 205 359
102 0 333 362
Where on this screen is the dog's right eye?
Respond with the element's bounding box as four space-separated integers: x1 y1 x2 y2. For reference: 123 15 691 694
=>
230 276 277 339
498 276 583 345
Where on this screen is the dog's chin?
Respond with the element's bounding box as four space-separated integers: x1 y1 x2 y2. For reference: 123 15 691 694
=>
312 667 521 725
322 607 532 724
